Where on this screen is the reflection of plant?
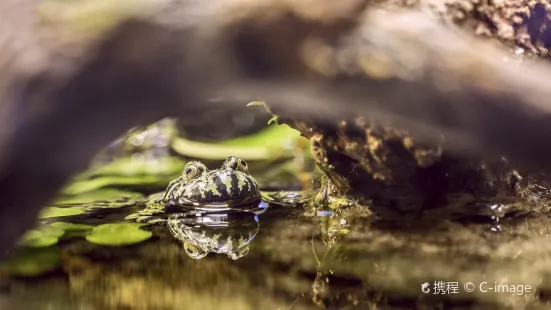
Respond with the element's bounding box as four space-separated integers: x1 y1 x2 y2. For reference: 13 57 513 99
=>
310 212 351 307
311 174 356 211
0 248 61 277
311 221 346 270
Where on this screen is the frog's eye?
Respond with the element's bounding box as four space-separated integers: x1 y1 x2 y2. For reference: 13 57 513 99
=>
183 165 198 179
237 159 248 172
183 242 208 260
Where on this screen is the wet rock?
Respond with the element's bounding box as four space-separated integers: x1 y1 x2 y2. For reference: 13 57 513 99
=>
276 114 551 216
440 0 551 59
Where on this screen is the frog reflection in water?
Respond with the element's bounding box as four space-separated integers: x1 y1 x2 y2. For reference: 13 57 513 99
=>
159 156 261 206
167 210 263 260
126 156 263 223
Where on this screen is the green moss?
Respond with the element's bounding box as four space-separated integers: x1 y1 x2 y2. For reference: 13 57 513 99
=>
85 223 152 246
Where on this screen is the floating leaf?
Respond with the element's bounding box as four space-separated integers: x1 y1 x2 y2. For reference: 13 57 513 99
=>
18 226 65 248
50 222 94 231
85 223 152 246
54 188 144 205
39 207 85 219
50 222 95 237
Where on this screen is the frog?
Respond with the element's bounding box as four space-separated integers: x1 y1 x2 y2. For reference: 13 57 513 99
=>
125 156 264 223
167 210 263 260
159 156 261 205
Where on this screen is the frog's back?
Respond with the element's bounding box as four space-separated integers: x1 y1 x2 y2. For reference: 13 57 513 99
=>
183 170 260 204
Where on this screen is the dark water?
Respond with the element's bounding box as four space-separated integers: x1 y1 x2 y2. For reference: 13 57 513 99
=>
1 193 550 310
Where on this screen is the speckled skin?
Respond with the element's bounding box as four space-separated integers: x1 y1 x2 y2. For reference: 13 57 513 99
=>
160 156 260 205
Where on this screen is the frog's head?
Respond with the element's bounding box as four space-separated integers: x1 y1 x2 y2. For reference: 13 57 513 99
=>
183 241 208 259
221 156 249 173
182 161 208 182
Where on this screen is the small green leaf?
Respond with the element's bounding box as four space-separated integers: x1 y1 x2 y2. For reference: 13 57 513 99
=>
39 207 85 219
85 223 152 246
18 227 65 248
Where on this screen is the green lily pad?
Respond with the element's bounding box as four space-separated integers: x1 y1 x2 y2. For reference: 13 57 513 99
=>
39 207 85 219
18 222 96 248
50 222 95 237
18 226 65 248
85 223 152 246
0 248 61 277
53 188 144 205
50 222 94 231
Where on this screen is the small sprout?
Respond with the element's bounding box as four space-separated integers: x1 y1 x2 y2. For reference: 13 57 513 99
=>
246 101 279 125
